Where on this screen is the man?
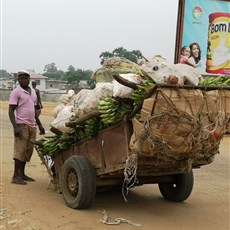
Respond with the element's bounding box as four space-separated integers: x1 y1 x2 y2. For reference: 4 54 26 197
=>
31 81 43 116
9 70 45 185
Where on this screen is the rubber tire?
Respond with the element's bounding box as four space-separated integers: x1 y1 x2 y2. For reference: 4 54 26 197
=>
158 170 194 202
60 155 96 209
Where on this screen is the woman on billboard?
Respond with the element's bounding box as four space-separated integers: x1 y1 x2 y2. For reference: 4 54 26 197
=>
187 42 201 68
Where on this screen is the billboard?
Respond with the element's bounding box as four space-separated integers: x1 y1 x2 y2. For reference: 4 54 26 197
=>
175 0 230 76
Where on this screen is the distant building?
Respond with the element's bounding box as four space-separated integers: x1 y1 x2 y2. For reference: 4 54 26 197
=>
0 78 14 89
30 74 48 92
0 72 88 93
0 73 48 91
46 79 68 90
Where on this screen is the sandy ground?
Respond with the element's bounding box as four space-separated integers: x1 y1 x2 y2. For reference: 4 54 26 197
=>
0 100 229 230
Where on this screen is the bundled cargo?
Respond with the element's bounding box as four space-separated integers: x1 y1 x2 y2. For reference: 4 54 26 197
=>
130 85 230 170
34 60 230 209
91 56 146 83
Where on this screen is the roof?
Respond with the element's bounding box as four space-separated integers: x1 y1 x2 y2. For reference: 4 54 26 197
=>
30 74 48 79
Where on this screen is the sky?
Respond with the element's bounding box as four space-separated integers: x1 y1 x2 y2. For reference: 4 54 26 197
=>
0 0 179 74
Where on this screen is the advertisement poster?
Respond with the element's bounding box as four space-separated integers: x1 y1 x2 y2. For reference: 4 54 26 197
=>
175 0 230 76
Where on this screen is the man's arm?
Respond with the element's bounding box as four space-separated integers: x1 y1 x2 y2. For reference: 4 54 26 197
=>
35 112 45 135
36 89 43 109
9 104 22 137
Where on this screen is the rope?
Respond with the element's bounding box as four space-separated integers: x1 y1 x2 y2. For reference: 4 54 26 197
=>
99 210 141 227
136 88 229 169
122 153 139 202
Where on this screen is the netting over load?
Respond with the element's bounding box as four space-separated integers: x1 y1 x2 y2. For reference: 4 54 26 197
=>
132 87 230 168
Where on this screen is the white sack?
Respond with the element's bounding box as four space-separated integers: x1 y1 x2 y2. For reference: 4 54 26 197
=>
73 82 114 117
113 73 142 98
50 105 75 132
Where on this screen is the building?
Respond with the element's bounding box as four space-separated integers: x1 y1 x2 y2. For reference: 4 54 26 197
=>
0 73 48 91
30 74 48 92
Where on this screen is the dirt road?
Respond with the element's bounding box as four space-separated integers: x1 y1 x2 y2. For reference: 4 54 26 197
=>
0 101 229 230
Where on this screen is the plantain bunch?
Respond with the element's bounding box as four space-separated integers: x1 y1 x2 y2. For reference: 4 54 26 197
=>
84 117 100 137
130 78 155 106
98 97 132 125
199 76 230 86
56 132 74 150
35 136 60 157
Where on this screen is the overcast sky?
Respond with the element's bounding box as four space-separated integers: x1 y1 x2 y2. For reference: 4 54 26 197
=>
1 0 179 74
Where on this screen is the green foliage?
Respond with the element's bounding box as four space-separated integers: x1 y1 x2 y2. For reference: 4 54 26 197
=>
0 69 12 78
43 63 58 73
67 65 75 72
43 63 65 80
99 47 143 65
99 51 114 65
43 72 61 79
63 68 95 89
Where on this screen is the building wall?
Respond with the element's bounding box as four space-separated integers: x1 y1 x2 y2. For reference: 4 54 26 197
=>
29 79 46 91
46 80 68 90
0 89 63 102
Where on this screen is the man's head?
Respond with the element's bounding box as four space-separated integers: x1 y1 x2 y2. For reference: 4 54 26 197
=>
31 81 36 88
17 70 30 88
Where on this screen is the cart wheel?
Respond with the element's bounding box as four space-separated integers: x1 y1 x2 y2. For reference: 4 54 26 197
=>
158 170 194 202
60 155 96 209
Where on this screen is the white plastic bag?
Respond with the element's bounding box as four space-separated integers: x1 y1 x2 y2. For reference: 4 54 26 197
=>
113 73 142 98
50 105 75 132
73 82 114 117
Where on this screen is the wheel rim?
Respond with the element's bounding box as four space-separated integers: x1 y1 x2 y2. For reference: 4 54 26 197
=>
66 168 79 198
61 155 96 209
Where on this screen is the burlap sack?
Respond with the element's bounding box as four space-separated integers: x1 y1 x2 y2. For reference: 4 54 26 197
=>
140 88 204 123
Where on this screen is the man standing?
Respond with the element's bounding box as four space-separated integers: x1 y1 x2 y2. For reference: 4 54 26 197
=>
31 81 43 117
9 70 45 185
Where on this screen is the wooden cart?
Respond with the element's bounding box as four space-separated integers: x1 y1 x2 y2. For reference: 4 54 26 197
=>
53 121 194 209
51 85 230 209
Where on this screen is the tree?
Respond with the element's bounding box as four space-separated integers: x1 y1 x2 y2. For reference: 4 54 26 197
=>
43 63 58 73
0 69 11 78
63 68 95 89
67 65 75 72
99 51 114 65
99 47 143 64
43 63 64 80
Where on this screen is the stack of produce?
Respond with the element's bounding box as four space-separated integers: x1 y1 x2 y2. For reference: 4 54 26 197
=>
34 76 156 157
34 55 210 158
98 97 133 125
199 76 230 86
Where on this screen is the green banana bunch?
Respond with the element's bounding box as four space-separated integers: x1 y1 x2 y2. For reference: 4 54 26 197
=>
98 97 132 125
139 78 155 88
98 97 120 125
199 76 230 86
36 136 60 157
72 125 88 142
84 117 99 137
114 101 133 122
130 78 155 105
133 112 141 120
56 132 74 150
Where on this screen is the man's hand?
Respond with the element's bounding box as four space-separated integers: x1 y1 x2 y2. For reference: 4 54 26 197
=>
38 125 45 135
14 126 22 137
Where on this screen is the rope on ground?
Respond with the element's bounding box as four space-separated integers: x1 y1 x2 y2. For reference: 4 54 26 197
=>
98 210 141 227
